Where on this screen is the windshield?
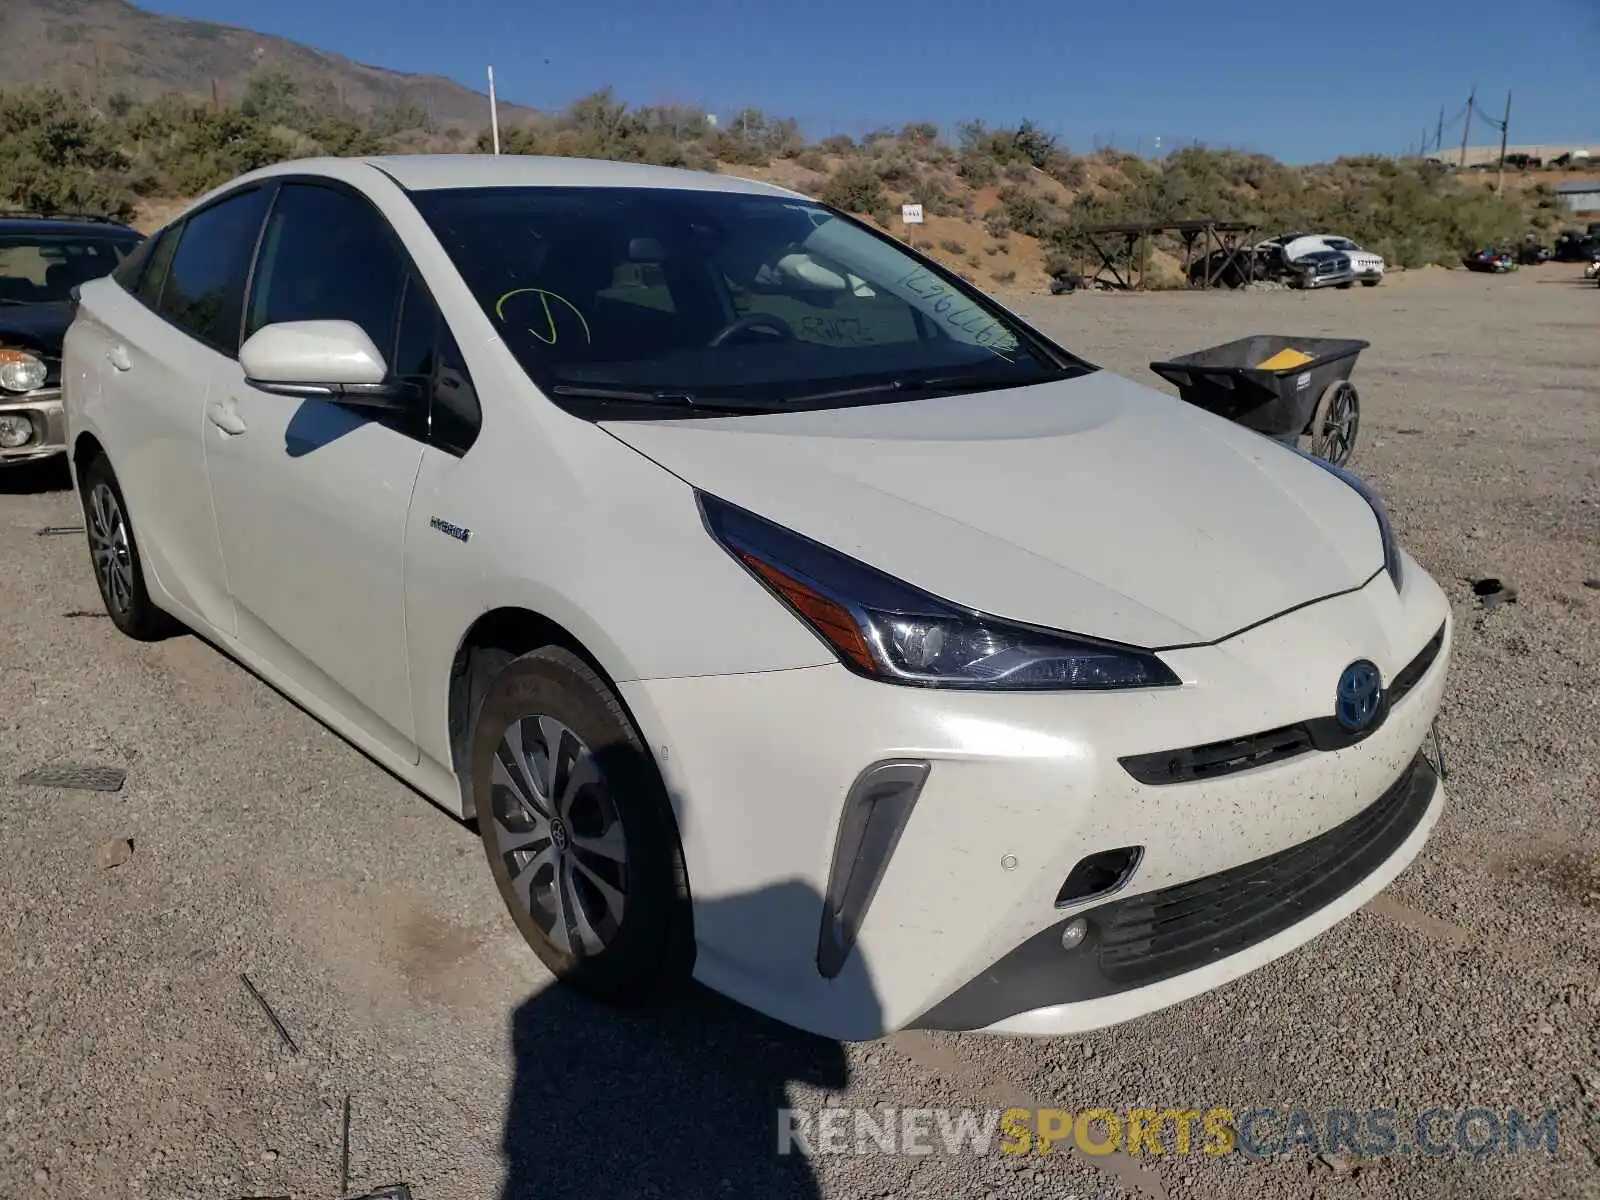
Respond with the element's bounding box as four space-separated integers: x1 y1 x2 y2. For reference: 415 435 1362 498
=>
1323 237 1360 252
410 186 1088 412
0 232 139 305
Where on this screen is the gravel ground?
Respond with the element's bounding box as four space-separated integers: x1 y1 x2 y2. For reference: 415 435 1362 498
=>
0 264 1595 1200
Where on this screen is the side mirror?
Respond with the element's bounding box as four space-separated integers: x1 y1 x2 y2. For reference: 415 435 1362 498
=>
240 320 411 412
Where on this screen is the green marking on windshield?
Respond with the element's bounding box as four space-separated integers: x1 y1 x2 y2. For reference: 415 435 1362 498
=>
494 287 591 346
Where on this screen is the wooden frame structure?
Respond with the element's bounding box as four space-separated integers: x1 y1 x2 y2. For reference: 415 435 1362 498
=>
1073 219 1259 291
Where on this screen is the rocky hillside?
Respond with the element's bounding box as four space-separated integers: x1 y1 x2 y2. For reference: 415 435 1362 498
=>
0 0 532 127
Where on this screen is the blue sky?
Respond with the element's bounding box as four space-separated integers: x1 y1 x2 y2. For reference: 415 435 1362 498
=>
142 0 1597 164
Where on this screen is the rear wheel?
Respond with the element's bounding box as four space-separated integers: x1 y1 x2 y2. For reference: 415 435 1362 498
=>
80 454 180 641
471 646 692 1004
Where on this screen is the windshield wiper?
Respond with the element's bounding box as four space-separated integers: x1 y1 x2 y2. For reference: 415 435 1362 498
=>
782 369 1067 406
549 384 776 413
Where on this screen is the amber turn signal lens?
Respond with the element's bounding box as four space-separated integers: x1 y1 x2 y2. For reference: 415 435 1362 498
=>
739 552 877 673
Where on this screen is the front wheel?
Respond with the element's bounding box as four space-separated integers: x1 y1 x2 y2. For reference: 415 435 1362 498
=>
1361 279 1381 287
80 454 181 641
471 646 692 1004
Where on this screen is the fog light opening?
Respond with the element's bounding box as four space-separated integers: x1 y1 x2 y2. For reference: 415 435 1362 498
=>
1054 846 1143 907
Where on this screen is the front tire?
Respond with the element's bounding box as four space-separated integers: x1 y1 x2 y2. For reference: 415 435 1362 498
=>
1361 279 1380 287
471 646 692 1004
80 454 180 641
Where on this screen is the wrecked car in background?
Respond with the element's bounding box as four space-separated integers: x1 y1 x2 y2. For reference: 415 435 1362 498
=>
1281 234 1386 287
0 212 143 468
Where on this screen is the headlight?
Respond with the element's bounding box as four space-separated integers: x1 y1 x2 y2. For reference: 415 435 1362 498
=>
0 349 46 394
698 492 1180 691
1291 447 1403 590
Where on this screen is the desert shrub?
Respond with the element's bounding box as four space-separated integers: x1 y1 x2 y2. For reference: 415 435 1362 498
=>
1043 153 1088 190
957 151 999 186
819 164 886 215
983 243 1000 256
1043 247 1078 276
991 269 1017 284
819 134 856 155
239 71 305 128
871 152 917 186
794 150 827 173
707 131 770 166
984 212 1012 239
939 237 966 254
917 175 960 217
913 238 935 250
997 184 1066 239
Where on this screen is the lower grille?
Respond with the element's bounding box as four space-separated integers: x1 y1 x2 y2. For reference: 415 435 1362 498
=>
1097 754 1434 985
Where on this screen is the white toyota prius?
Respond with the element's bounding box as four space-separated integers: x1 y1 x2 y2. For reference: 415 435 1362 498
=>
62 155 1451 1041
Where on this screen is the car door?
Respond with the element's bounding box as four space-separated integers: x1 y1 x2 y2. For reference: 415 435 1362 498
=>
204 179 426 763
79 190 274 636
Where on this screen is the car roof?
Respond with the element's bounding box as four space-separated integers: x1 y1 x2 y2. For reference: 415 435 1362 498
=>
242 153 806 199
0 215 140 237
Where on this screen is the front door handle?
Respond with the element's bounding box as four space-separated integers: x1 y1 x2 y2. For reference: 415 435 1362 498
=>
206 399 247 436
106 345 132 372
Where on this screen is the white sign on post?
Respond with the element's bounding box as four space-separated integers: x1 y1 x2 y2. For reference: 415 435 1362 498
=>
901 203 924 225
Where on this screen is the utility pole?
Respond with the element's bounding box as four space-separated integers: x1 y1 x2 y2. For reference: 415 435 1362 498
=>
1496 90 1512 195
487 65 501 155
1459 84 1475 168
1436 105 1444 157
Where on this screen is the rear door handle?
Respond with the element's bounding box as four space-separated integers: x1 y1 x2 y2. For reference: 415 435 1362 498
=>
106 345 131 372
206 399 247 436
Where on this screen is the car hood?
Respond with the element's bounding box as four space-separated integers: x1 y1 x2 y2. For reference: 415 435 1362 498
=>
601 370 1384 647
0 302 71 353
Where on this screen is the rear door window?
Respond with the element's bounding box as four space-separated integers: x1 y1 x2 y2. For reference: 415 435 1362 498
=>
135 229 179 309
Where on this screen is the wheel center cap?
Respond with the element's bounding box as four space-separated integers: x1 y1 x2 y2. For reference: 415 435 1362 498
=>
549 817 570 851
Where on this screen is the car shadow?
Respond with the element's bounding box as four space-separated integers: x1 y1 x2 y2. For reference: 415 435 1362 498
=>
495 737 873 1200
500 945 852 1200
0 455 72 494
283 398 376 458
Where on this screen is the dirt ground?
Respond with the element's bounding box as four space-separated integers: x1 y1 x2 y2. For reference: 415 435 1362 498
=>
0 264 1595 1200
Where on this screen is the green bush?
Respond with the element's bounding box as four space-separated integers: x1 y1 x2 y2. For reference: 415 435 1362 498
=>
997 184 1066 240
819 164 886 215
957 151 999 186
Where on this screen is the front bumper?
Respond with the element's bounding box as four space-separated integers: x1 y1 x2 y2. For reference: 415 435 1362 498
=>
919 753 1440 1033
1297 269 1357 290
620 558 1452 1041
0 387 66 465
